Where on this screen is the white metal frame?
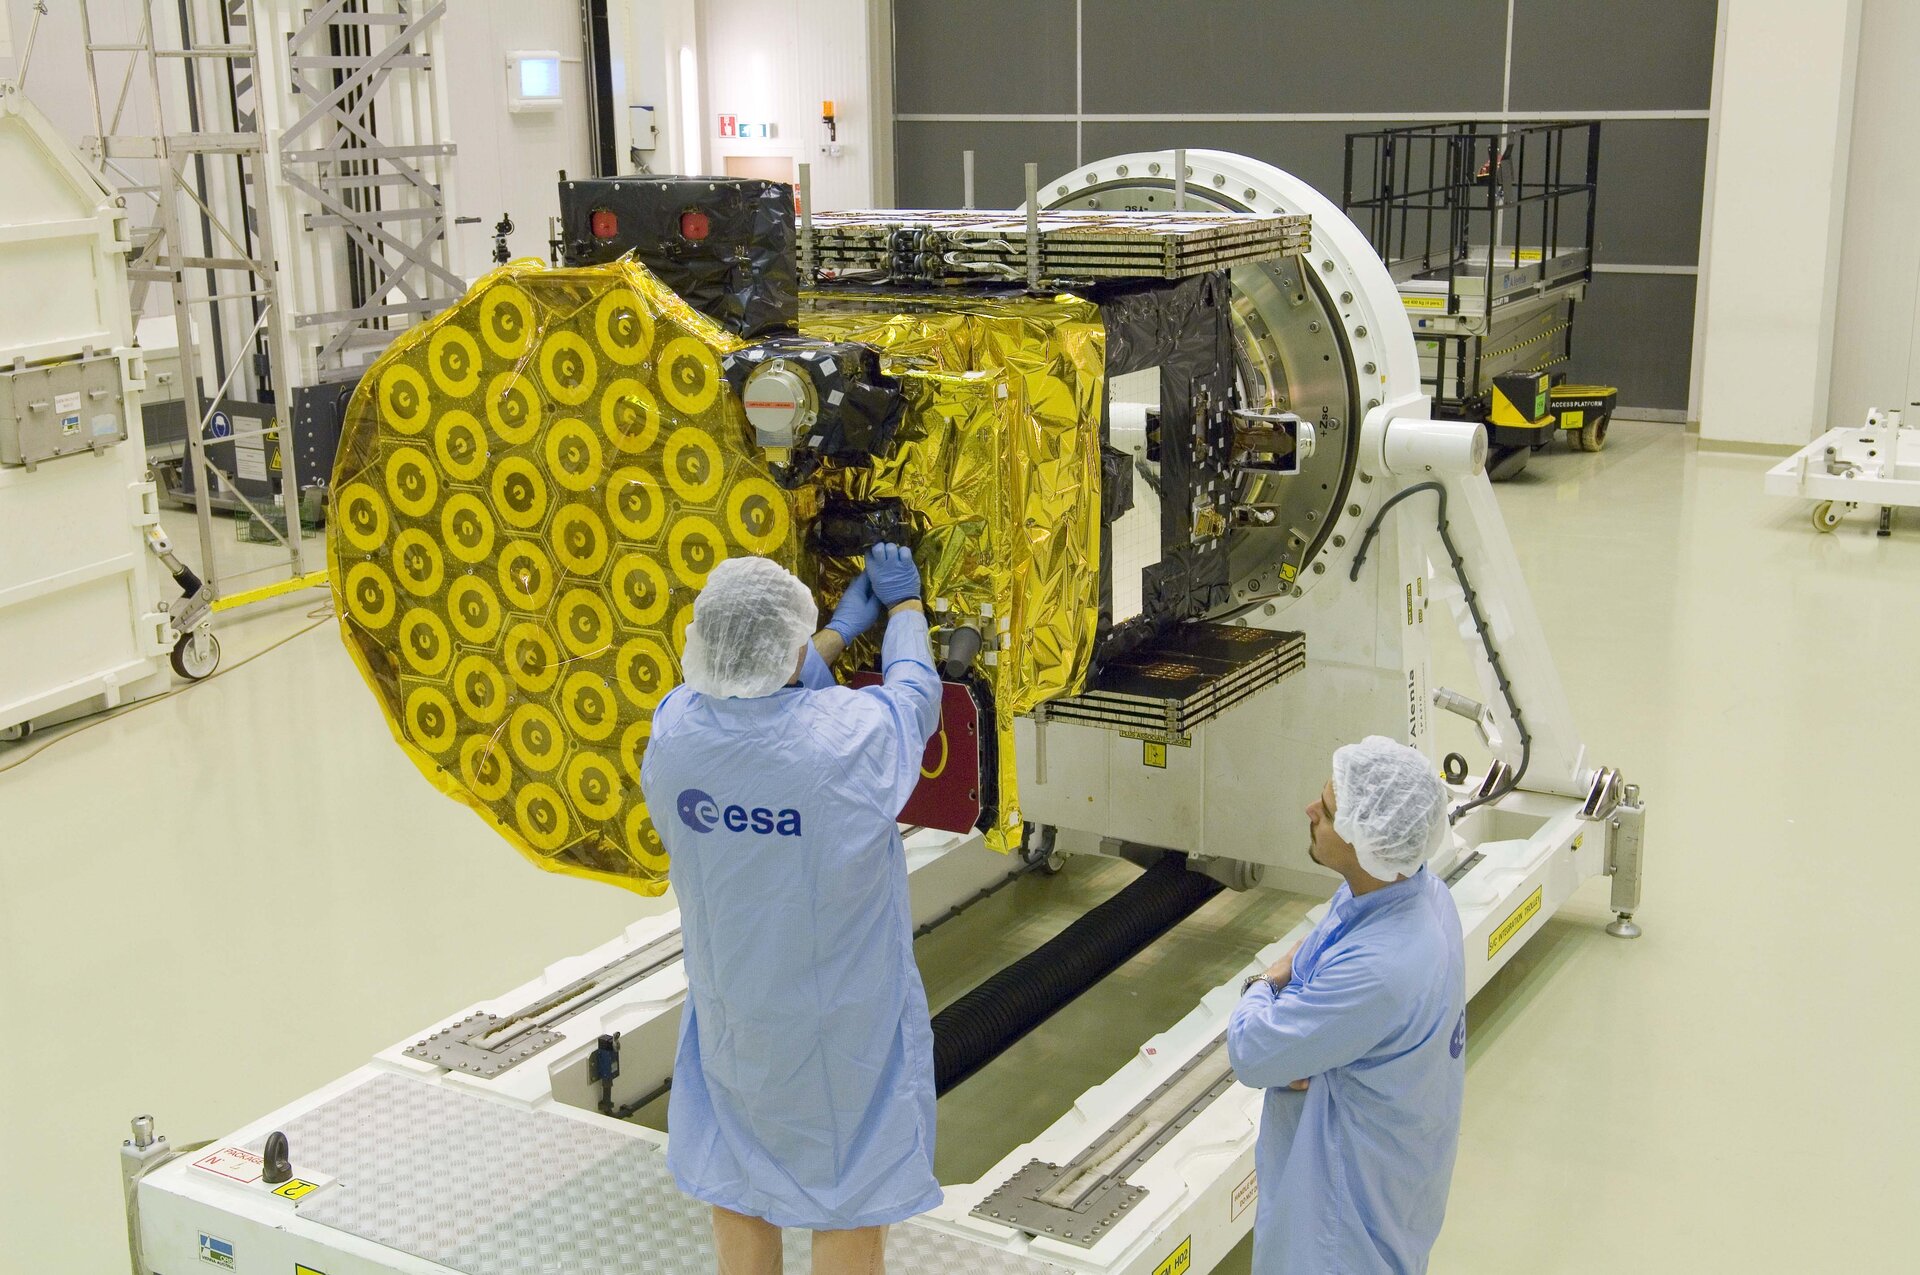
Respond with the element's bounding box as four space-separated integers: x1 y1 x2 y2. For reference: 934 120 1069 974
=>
1765 407 1920 533
121 832 1019 1273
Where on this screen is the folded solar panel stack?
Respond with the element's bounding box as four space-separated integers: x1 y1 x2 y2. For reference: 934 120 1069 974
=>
804 208 1312 285
1044 623 1306 742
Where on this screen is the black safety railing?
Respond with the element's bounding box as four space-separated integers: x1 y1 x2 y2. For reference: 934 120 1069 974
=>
1342 121 1601 419
1343 120 1600 295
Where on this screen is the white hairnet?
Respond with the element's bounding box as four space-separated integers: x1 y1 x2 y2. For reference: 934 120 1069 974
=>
680 557 817 699
1331 736 1450 880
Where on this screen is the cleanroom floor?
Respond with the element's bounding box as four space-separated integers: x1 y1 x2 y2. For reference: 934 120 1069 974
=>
3 419 1916 1272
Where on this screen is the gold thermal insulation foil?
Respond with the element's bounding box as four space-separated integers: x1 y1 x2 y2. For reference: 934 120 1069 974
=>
798 290 1105 851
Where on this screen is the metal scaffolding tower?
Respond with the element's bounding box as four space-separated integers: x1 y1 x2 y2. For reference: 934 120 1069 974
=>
82 0 307 587
270 1 462 382
78 0 458 600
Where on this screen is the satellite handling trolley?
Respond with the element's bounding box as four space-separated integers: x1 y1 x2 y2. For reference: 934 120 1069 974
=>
1766 407 1920 536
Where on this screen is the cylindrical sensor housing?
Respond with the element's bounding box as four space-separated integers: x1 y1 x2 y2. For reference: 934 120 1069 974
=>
742 359 818 450
1383 418 1487 477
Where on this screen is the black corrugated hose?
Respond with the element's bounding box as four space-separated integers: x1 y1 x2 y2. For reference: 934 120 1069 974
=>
931 854 1222 1095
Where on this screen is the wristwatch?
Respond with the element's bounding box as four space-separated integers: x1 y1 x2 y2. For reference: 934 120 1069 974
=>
1240 974 1281 996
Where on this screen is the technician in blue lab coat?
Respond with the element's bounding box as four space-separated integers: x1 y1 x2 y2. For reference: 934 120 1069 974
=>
641 545 941 1275
1227 736 1467 1274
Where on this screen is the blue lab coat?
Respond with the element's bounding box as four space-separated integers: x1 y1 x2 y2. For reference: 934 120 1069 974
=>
1227 867 1467 1273
642 610 944 1228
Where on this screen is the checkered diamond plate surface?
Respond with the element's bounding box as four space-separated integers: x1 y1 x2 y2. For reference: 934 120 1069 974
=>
285 1073 1070 1274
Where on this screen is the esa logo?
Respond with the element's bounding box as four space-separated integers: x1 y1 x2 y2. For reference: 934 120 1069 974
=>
676 788 802 837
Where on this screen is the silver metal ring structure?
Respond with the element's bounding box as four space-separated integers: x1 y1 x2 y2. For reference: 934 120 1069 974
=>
1035 150 1424 610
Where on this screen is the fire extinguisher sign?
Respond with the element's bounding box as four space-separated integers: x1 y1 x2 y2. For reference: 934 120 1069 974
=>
718 114 737 137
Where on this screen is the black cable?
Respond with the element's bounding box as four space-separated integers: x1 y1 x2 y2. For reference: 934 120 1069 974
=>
0 606 333 777
1348 481 1532 822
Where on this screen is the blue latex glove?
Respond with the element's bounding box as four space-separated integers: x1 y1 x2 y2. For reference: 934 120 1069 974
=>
865 542 922 607
825 574 883 644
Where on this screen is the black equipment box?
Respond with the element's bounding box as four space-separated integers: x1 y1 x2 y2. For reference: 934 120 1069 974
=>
557 175 798 338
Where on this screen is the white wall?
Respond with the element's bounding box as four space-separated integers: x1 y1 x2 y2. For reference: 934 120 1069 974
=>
699 0 875 209
614 0 699 176
442 1 594 280
1695 0 1863 446
1825 0 1920 430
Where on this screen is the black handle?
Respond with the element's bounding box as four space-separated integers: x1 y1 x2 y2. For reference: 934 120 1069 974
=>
261 1130 292 1185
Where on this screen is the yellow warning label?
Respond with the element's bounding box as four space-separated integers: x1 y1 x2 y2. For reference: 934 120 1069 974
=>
1572 833 1584 851
1143 740 1168 769
1487 886 1543 960
1279 562 1298 582
1154 1237 1193 1275
295 1265 328 1274
1559 409 1585 431
272 1179 319 1200
1403 295 1447 311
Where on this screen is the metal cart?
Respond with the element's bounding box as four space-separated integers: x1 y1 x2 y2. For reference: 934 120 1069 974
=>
1767 407 1920 535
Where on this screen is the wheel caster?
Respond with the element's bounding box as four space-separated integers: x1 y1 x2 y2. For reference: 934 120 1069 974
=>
1022 824 1064 875
1577 416 1609 452
0 720 33 744
171 629 221 680
1812 501 1844 532
1606 913 1642 939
